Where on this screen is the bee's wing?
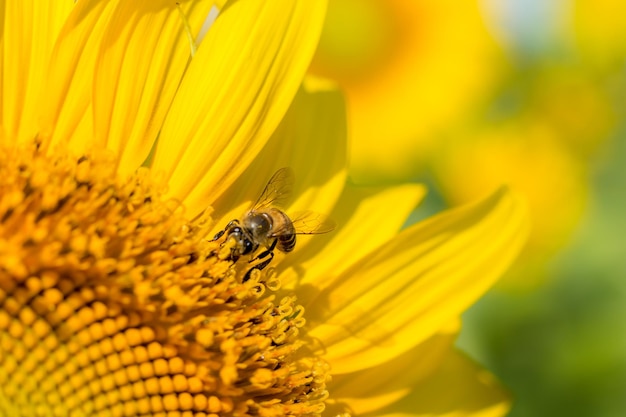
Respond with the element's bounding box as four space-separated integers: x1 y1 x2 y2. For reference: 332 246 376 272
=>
250 167 294 211
288 211 336 235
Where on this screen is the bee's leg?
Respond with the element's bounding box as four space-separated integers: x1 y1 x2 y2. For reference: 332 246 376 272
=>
211 229 225 241
249 239 277 263
243 251 274 283
243 239 279 282
211 219 239 241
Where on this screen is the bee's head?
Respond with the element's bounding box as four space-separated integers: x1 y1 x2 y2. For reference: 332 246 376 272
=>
225 225 254 256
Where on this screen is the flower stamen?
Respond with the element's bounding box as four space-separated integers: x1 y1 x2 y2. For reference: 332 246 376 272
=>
0 143 329 416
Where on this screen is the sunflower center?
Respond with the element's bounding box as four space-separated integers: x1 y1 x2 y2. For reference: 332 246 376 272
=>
0 143 329 416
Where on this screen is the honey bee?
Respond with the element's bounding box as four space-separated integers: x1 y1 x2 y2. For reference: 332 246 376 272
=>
213 168 335 281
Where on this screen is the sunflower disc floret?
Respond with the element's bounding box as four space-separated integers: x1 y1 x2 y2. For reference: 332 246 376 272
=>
0 143 329 417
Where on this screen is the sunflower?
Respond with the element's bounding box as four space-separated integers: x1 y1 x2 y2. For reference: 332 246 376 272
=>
308 0 505 183
572 0 626 71
0 1 528 416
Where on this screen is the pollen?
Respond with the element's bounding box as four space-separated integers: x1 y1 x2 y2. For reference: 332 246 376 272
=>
0 143 329 416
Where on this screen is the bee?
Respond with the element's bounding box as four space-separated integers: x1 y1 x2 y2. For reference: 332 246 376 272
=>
212 167 335 281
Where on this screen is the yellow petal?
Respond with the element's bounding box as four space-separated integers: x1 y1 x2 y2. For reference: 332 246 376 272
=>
309 187 529 374
326 323 459 416
152 0 327 215
1 0 74 143
373 348 510 417
433 123 588 290
38 0 117 150
208 82 347 241
92 1 220 176
283 182 426 291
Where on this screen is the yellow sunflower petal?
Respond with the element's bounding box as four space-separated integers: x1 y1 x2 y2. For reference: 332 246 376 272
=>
152 0 327 216
273 80 347 217
326 322 459 416
283 182 426 291
38 0 117 150
1 0 73 142
433 123 588 290
373 349 510 417
93 1 220 176
308 187 529 374
209 82 348 243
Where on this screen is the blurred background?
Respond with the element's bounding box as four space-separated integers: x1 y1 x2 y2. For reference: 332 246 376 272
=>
308 0 625 415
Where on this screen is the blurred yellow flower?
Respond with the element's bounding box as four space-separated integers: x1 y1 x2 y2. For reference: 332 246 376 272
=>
0 1 528 416
519 66 616 158
309 0 504 183
430 64 616 289
572 0 626 71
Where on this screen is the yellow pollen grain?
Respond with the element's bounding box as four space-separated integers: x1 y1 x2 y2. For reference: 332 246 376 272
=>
0 143 330 416
196 328 214 346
